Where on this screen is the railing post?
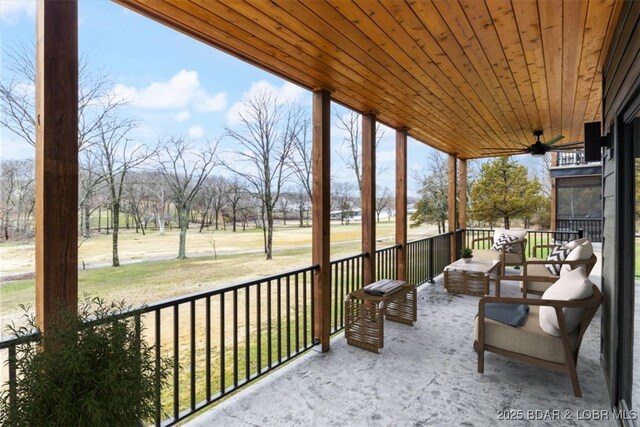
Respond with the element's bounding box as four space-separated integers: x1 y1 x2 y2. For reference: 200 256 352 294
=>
428 237 435 283
312 89 331 351
362 112 376 286
578 228 584 239
448 154 457 263
395 128 408 281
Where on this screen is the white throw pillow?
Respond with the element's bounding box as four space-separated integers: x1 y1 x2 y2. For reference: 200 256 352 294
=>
493 229 526 253
564 237 589 250
561 240 594 274
539 267 594 336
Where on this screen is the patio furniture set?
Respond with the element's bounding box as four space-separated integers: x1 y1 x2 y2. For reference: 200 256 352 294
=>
345 231 601 398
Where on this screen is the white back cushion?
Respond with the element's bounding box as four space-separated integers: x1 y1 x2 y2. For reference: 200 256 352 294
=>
565 237 589 250
561 240 594 274
539 267 594 336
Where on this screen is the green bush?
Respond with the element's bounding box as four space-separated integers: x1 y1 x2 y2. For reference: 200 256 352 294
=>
0 296 170 426
461 247 473 258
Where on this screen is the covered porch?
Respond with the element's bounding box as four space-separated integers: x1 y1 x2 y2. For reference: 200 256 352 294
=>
22 0 640 425
188 265 610 426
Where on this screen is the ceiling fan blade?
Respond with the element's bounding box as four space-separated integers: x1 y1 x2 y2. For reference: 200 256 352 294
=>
550 142 584 150
544 135 565 146
483 147 526 151
483 150 527 155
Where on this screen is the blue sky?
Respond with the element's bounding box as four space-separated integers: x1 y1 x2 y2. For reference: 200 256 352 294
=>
0 1 546 195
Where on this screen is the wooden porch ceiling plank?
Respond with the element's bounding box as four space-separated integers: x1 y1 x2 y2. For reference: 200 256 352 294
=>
296 0 486 151
387 1 518 151
570 0 618 142
430 0 531 146
194 0 464 154
120 0 457 151
345 0 507 153
459 0 534 142
511 0 552 140
585 0 622 126
212 0 464 152
485 0 542 134
114 0 623 160
561 0 589 141
538 0 564 137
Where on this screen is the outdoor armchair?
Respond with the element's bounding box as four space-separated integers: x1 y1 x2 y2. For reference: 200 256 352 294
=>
471 235 527 275
475 275 602 397
520 244 598 296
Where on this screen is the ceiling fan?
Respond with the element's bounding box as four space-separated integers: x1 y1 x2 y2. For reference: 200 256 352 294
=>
485 130 584 157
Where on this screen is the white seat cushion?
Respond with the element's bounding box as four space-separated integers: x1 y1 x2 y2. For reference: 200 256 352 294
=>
539 268 594 336
475 306 578 363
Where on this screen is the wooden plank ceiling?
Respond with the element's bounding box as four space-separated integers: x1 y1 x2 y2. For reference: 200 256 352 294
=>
115 0 622 159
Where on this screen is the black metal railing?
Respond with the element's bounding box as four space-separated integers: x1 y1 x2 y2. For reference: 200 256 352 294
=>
556 150 587 166
0 227 591 425
328 235 452 334
1 265 318 427
329 253 364 334
465 228 582 258
375 244 400 282
406 232 452 286
556 218 602 242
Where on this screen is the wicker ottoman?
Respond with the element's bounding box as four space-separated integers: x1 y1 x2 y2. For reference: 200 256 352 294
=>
344 282 417 353
444 258 500 296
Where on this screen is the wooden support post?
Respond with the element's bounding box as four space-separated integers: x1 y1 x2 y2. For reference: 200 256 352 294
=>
35 0 79 331
395 128 408 281
550 153 558 231
362 112 377 286
448 154 457 262
312 89 331 351
459 158 467 248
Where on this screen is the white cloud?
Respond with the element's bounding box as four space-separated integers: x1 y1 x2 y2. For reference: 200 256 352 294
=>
175 110 190 122
113 69 227 112
0 0 36 23
188 125 204 138
226 80 307 125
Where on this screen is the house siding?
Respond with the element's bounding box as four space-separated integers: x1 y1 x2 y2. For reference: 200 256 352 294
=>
601 0 640 408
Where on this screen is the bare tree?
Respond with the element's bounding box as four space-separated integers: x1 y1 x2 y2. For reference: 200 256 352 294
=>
0 159 35 240
332 182 355 225
410 151 448 233
158 136 219 259
1 43 125 150
123 172 154 235
375 186 393 222
288 108 313 200
224 176 247 232
78 150 104 239
195 177 215 233
334 109 386 194
291 186 310 227
208 176 227 230
91 116 156 266
1 43 134 243
225 90 297 259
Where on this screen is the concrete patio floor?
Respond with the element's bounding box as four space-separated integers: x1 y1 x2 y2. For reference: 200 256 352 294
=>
187 262 612 426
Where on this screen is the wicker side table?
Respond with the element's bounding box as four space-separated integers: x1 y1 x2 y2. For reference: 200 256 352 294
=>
443 258 500 296
345 281 416 353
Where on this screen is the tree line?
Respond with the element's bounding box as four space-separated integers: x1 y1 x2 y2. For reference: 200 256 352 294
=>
410 153 551 232
0 44 396 266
